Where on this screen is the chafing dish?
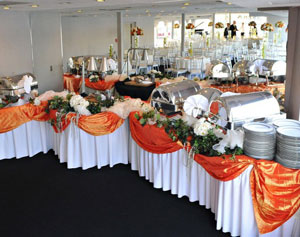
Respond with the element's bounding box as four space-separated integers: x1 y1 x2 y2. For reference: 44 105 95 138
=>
198 88 222 103
232 60 253 85
207 60 231 84
0 73 38 99
151 80 201 115
250 59 286 83
209 91 285 130
67 56 103 74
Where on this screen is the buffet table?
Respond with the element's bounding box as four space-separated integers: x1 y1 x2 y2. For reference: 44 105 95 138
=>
64 74 82 92
129 112 300 237
0 100 299 237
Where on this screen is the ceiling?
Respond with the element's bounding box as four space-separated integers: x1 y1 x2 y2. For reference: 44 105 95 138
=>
0 0 295 17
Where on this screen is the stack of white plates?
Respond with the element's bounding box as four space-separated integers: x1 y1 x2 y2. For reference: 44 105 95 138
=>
275 126 300 169
243 122 276 160
273 118 300 129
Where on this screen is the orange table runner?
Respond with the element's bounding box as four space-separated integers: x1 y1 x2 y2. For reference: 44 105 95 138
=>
0 103 124 137
0 102 49 133
129 112 300 234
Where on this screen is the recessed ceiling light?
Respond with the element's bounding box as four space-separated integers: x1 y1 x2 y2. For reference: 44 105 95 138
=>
31 4 39 8
227 2 232 5
3 6 10 10
184 2 190 6
181 6 186 9
96 0 105 2
77 10 83 13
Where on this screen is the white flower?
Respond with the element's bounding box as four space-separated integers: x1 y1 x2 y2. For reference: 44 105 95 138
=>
141 103 152 113
0 98 2 104
213 127 225 138
34 98 41 106
70 95 83 107
194 119 213 136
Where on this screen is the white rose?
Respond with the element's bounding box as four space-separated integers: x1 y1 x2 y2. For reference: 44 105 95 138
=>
34 98 41 106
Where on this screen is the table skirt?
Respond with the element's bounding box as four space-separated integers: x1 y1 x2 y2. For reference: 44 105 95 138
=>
129 137 299 237
0 121 53 160
52 120 129 170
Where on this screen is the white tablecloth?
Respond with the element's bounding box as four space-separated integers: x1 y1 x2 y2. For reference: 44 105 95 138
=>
0 121 53 160
129 137 300 237
52 120 129 170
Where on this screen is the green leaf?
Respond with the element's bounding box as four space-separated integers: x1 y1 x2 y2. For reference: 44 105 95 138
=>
134 113 140 120
140 118 146 126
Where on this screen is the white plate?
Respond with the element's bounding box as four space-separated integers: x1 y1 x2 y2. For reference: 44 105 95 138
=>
273 119 300 128
243 122 274 133
277 126 300 139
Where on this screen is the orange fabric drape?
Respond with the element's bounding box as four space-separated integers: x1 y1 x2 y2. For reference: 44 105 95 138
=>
129 112 182 154
50 110 124 136
0 102 49 133
77 112 124 136
129 115 300 234
85 78 118 91
250 160 300 234
63 74 82 93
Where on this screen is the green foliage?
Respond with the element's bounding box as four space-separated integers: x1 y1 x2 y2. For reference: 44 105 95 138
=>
87 102 101 114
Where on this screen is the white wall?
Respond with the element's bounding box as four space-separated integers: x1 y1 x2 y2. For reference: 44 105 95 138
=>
62 15 118 69
0 12 33 76
61 15 155 70
31 12 63 93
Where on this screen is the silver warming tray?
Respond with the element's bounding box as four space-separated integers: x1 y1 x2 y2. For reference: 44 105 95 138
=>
232 60 253 84
0 73 38 98
209 91 285 130
250 59 286 82
207 60 231 84
151 80 201 115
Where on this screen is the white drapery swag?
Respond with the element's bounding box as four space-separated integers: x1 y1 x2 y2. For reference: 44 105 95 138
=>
129 137 300 237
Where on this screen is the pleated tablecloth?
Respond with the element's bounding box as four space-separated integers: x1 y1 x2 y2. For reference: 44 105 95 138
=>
129 137 300 237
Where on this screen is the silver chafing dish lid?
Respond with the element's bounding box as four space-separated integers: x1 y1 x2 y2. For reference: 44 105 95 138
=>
209 91 280 127
151 80 201 105
0 73 37 91
207 60 231 79
232 60 253 77
250 59 286 76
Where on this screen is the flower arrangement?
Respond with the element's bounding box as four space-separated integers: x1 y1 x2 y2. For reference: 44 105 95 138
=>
186 23 195 29
275 21 285 28
174 23 180 29
215 22 224 29
248 21 257 27
131 27 144 36
45 94 121 129
89 74 99 83
208 22 213 27
134 110 243 157
261 23 274 32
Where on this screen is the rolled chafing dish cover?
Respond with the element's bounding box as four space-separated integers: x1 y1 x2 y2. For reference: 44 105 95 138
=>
209 91 284 130
0 73 38 98
150 80 201 115
232 60 253 77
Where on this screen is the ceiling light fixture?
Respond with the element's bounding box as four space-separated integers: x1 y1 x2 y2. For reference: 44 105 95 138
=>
77 10 83 13
3 6 10 10
96 0 105 2
31 4 39 8
184 2 190 6
227 2 232 5
181 6 186 9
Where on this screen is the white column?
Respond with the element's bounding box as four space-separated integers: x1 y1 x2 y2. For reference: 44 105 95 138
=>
117 12 124 74
181 13 185 56
285 7 300 120
171 20 174 40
